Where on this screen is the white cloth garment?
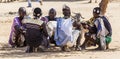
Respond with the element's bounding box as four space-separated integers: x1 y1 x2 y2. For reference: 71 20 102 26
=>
54 17 80 47
46 21 57 37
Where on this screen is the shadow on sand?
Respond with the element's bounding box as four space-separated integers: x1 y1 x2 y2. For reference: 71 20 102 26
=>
0 46 120 58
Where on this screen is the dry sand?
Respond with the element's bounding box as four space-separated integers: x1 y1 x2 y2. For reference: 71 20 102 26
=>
0 0 120 59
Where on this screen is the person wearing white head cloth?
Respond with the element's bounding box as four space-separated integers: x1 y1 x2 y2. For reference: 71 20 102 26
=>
54 5 81 51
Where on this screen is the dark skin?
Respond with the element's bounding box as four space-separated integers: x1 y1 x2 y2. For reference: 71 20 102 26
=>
81 13 100 29
61 8 71 51
81 13 109 50
82 13 99 29
13 8 27 47
48 9 56 21
81 13 99 49
62 8 82 50
93 13 100 18
26 12 49 53
93 13 109 49
72 14 83 50
63 9 71 19
15 9 26 32
63 9 81 28
63 8 80 28
47 9 57 45
18 9 26 25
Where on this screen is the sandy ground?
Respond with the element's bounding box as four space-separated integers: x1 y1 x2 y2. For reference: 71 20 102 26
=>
0 0 120 59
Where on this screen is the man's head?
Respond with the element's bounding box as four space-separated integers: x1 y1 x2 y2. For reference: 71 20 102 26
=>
62 5 71 18
18 7 26 19
33 7 42 19
49 8 56 20
93 7 101 18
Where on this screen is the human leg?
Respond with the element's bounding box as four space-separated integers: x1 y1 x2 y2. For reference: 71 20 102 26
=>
27 0 32 7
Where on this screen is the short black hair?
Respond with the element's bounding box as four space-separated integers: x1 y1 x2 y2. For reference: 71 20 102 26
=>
33 7 42 17
49 8 56 14
18 7 26 14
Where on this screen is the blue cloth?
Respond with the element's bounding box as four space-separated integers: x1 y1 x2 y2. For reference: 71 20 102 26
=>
54 17 73 46
101 16 112 36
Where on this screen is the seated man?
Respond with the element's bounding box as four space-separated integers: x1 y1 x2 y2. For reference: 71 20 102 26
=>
23 7 48 53
41 8 57 23
9 7 27 47
81 7 112 50
41 8 57 45
54 5 81 51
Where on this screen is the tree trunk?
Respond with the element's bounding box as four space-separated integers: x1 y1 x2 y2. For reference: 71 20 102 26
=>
99 0 109 15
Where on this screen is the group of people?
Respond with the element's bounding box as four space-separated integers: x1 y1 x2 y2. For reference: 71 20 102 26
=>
8 4 112 53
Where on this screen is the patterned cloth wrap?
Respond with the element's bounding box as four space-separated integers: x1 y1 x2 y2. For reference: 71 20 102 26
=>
22 18 48 47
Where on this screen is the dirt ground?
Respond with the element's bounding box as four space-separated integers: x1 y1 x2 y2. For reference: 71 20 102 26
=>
0 0 120 59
